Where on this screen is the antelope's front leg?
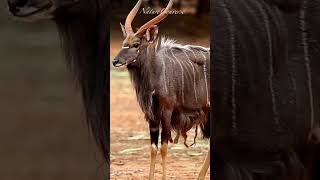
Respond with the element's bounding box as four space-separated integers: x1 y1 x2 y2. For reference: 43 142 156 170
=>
160 142 168 180
160 110 172 180
197 148 210 180
149 121 159 180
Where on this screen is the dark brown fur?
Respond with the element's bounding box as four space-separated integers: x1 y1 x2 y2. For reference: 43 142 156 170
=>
212 0 320 179
119 38 210 145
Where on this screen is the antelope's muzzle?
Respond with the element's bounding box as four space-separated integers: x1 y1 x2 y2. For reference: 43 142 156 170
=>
112 58 120 67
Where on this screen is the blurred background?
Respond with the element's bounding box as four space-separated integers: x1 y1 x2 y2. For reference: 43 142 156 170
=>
110 0 210 179
0 1 103 180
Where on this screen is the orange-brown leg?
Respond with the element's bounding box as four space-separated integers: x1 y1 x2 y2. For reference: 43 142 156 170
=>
197 148 210 180
160 109 172 180
149 143 158 180
160 143 168 180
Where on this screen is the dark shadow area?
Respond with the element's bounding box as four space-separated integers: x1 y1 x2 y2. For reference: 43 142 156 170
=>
0 1 103 180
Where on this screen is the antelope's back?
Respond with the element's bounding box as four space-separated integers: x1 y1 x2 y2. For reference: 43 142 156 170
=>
155 42 210 108
212 0 320 158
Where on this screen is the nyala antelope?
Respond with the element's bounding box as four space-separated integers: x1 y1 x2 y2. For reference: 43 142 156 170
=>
112 0 210 179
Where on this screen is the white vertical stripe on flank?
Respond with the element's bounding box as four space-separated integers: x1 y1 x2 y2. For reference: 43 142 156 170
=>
164 49 176 66
160 56 168 93
200 51 209 105
185 48 204 93
256 1 279 126
170 49 185 104
182 50 198 102
222 0 237 131
188 48 198 59
300 0 314 129
163 49 176 91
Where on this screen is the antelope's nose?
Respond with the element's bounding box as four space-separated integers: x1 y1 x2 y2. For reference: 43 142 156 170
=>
7 0 28 14
112 59 120 67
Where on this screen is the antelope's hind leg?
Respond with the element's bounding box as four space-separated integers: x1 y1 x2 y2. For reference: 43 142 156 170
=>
149 121 159 180
197 148 210 180
173 131 180 144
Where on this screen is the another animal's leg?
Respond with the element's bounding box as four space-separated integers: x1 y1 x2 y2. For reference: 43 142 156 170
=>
197 147 210 180
160 109 172 180
149 121 159 180
198 108 210 179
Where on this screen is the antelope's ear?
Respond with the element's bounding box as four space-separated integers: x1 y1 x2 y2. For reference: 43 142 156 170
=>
120 22 127 37
145 25 158 43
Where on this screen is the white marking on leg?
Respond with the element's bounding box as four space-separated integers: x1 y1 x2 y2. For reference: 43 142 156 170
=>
150 127 159 132
149 144 157 180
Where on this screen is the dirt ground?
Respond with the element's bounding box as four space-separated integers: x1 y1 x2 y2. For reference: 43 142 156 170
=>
110 74 210 180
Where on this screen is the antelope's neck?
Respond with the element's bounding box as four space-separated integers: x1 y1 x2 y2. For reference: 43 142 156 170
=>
127 49 156 116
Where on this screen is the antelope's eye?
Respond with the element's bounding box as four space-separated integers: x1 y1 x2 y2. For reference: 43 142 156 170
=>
133 43 140 48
